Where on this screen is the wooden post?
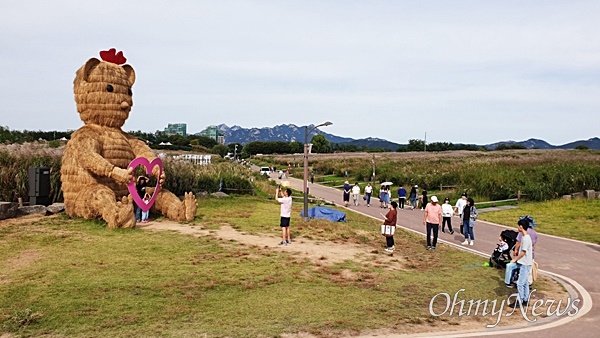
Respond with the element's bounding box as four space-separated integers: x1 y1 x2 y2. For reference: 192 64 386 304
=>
18 197 23 207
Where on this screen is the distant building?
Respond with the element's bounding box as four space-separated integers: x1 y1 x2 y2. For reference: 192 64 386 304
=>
198 125 225 144
163 123 187 137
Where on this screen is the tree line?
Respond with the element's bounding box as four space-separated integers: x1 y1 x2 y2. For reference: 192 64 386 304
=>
2 126 523 157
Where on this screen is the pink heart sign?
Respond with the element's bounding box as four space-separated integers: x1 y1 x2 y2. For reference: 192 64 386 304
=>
126 157 163 212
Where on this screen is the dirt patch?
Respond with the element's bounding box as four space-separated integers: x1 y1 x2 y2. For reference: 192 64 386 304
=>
140 220 408 269
5 250 43 270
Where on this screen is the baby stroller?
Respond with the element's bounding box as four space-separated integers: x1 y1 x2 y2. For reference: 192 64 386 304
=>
489 229 518 269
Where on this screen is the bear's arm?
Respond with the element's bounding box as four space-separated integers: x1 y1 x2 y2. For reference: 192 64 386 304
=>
127 135 156 159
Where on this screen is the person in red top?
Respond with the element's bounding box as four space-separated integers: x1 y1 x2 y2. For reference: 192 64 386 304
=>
424 196 443 250
382 201 398 252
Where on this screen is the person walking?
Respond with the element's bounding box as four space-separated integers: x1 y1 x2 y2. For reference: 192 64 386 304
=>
343 181 351 207
454 193 467 234
382 201 398 252
420 189 428 211
379 185 387 208
310 171 315 184
423 196 443 250
441 197 455 234
461 198 478 245
409 185 418 210
508 218 534 308
352 182 361 206
364 183 373 207
397 185 407 210
275 186 293 246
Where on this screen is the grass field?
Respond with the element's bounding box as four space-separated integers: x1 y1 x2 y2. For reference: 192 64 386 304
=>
0 195 569 337
478 199 600 244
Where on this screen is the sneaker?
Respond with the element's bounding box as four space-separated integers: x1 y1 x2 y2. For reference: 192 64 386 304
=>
461 240 469 245
278 241 287 246
431 246 436 250
426 246 432 250
441 229 445 233
505 283 514 288
286 239 291 245
470 241 474 246
384 247 393 252
450 230 455 235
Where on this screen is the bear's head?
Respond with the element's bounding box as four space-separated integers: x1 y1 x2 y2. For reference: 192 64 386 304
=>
73 49 136 128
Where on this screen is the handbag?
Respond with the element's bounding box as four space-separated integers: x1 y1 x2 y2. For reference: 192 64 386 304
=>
381 224 395 237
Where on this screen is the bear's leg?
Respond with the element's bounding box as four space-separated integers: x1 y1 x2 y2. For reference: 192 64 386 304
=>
152 189 197 222
72 185 135 229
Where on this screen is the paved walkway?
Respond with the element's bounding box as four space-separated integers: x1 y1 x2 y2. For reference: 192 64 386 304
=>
270 172 599 337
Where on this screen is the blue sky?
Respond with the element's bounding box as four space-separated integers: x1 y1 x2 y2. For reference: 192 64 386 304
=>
1 0 599 145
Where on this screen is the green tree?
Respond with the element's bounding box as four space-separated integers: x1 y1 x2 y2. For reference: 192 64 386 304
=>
406 139 425 152
310 134 330 153
211 144 229 157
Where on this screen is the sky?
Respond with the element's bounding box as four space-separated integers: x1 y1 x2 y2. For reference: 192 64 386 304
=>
1 0 599 146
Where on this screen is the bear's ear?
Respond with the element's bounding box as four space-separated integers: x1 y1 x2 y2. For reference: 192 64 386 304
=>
82 58 101 82
122 64 136 85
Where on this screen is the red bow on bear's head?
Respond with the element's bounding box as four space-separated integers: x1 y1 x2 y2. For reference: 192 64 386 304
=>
99 48 127 65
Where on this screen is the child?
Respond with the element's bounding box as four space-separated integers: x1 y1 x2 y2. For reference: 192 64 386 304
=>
141 193 151 223
496 236 509 252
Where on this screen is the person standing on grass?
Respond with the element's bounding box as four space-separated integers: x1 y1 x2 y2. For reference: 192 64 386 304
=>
135 176 148 223
352 182 361 206
364 183 373 207
423 196 442 250
397 185 407 210
382 201 398 252
343 181 351 207
461 198 478 246
140 193 151 223
454 193 467 234
275 187 293 246
508 219 533 308
441 197 455 234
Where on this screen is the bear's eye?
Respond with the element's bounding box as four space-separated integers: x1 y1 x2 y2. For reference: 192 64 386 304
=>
106 84 114 92
127 88 133 96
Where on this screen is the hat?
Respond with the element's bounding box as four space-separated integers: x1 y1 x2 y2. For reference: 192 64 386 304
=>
461 193 467 197
344 181 349 184
431 196 438 203
414 185 418 188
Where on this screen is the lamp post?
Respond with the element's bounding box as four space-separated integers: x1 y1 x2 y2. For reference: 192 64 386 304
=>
303 121 333 221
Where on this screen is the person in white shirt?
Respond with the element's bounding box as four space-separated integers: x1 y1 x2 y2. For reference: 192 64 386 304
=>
352 183 361 206
454 193 467 234
508 219 534 308
275 187 293 246
364 183 373 207
441 197 455 234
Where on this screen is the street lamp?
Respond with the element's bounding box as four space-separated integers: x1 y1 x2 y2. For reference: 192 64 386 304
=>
303 121 333 221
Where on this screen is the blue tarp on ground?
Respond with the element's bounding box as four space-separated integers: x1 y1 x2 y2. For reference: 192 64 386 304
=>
300 206 347 222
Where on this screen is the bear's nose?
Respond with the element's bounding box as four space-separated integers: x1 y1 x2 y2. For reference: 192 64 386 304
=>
120 101 130 110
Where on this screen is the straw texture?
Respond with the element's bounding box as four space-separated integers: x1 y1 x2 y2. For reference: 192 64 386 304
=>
61 52 197 228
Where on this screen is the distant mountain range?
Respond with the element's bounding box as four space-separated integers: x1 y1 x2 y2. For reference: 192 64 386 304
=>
203 124 600 150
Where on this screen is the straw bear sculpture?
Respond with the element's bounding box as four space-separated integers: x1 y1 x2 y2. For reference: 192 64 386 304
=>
61 49 197 228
